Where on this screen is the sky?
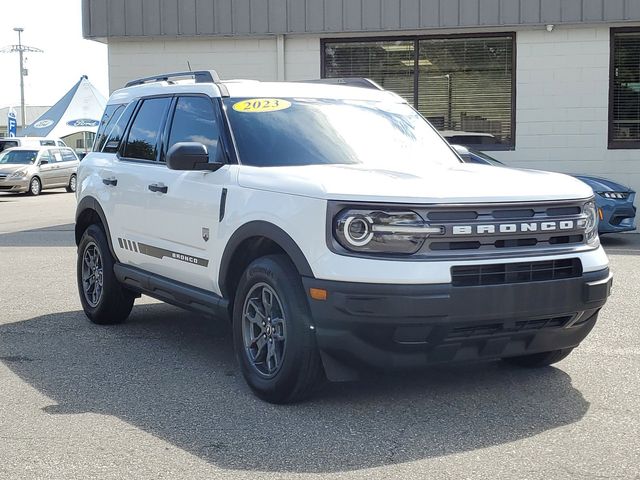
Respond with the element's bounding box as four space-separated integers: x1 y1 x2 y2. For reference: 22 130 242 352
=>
0 0 108 109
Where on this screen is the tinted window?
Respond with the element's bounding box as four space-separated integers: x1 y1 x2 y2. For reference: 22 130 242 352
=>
0 141 18 153
123 98 171 161
50 149 64 163
57 141 66 147
611 29 640 147
94 104 123 152
39 151 53 164
103 102 136 154
166 96 219 161
61 148 77 161
224 98 460 168
40 140 56 146
0 150 37 164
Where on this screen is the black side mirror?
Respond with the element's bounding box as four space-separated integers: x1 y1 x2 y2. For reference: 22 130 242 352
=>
40 159 48 165
166 142 224 172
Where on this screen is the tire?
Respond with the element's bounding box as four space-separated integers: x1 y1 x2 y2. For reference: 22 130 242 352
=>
66 174 77 193
502 348 574 368
77 224 135 325
29 177 41 196
233 254 325 404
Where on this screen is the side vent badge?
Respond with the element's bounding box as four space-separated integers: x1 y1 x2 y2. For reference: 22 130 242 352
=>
202 227 210 242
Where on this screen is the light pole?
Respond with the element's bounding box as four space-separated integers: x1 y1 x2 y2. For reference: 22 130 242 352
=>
14 28 25 131
0 28 43 132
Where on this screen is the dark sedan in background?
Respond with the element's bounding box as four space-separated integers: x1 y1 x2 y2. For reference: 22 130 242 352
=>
452 145 637 234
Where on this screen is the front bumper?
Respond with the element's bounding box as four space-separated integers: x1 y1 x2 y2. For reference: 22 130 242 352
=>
598 195 636 234
303 268 612 380
0 177 29 193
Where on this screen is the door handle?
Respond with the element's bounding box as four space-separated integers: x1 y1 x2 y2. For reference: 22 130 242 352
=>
102 177 118 186
148 183 168 194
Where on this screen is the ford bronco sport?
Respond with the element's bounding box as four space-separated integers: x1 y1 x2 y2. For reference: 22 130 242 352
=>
75 71 612 403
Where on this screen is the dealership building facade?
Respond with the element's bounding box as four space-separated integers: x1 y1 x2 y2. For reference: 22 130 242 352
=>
82 0 640 194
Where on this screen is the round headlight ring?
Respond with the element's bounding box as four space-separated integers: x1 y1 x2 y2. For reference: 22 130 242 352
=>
343 215 374 247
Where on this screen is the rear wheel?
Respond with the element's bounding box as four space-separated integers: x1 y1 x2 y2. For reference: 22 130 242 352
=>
502 348 574 368
66 174 77 193
77 224 135 325
233 254 324 404
29 177 41 196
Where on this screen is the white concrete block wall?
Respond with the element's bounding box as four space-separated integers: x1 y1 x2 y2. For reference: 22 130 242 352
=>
107 35 320 90
492 26 640 195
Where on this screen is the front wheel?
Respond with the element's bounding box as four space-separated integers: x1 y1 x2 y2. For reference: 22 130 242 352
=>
233 254 324 404
502 348 574 368
29 177 41 196
77 224 135 325
66 174 77 193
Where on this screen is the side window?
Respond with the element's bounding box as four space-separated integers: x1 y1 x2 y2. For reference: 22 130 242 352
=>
123 97 171 161
61 148 77 162
39 151 53 164
94 104 123 152
51 149 64 163
57 141 66 147
103 102 136 154
40 140 55 146
166 96 220 161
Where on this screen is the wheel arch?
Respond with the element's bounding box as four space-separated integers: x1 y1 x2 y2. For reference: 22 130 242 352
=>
219 221 314 301
75 196 118 260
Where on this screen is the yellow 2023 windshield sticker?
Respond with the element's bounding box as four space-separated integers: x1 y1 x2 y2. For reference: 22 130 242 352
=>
232 98 291 113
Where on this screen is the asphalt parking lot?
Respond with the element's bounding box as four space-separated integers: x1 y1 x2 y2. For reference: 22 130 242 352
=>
1 191 639 480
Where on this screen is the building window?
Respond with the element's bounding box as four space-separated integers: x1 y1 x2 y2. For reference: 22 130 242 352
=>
323 34 515 150
610 28 640 149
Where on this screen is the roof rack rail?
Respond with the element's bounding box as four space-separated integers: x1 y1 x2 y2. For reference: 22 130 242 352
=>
301 78 384 90
124 70 229 96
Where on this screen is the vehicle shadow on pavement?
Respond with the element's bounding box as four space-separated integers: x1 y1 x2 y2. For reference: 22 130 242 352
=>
0 223 75 247
600 233 640 254
0 303 589 473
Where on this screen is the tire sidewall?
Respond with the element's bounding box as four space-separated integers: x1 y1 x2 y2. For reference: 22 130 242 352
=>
30 177 41 196
68 174 77 192
77 224 118 320
233 256 316 400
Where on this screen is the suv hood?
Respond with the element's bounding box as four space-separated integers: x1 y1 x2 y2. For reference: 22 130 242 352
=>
0 165 31 174
238 163 594 203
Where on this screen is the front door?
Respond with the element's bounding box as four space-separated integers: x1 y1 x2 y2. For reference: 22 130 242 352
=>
138 95 229 292
37 150 58 187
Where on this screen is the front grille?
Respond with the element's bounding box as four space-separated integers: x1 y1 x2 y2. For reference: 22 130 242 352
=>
451 258 582 287
447 315 573 340
420 200 588 256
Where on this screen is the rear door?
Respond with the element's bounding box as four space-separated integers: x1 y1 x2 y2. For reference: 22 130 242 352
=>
109 96 173 269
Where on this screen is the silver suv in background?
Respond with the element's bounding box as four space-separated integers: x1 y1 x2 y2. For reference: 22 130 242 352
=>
0 146 79 195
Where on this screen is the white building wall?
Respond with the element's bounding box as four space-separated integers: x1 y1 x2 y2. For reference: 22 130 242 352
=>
107 36 320 90
492 26 640 195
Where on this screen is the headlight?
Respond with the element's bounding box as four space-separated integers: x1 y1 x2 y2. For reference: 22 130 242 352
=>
9 169 27 179
598 191 628 200
582 201 599 246
334 209 443 254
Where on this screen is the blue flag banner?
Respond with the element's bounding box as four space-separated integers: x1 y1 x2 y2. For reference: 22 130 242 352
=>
7 108 17 137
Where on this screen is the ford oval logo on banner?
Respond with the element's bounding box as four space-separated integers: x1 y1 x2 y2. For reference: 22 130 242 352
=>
33 119 54 129
67 118 100 128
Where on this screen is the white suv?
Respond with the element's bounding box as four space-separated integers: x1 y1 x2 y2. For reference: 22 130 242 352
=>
75 71 612 403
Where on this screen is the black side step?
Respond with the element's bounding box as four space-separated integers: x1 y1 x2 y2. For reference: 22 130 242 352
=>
114 263 229 319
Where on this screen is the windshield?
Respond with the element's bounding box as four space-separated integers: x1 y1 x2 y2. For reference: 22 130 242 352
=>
224 98 460 168
467 148 505 166
0 149 37 165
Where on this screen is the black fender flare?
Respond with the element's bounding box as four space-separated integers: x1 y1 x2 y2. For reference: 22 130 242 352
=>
218 221 314 297
75 196 118 260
